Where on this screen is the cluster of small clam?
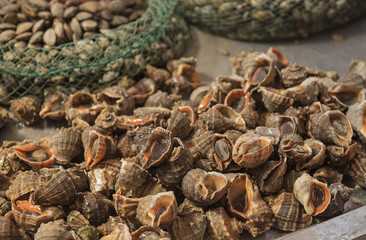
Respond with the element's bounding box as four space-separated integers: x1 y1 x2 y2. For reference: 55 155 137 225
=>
1 49 366 240
0 0 147 47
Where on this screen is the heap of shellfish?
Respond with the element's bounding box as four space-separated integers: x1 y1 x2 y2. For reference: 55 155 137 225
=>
1 49 366 239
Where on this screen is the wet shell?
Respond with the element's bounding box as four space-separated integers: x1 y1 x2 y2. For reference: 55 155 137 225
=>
0 216 24 240
182 168 229 206
139 127 173 169
128 78 157 105
96 86 135 115
48 127 82 165
82 128 119 170
10 96 41 125
200 104 247 133
170 199 207 240
258 87 294 113
308 110 353 148
346 143 366 188
136 191 178 229
204 207 243 240
252 156 287 195
39 90 68 120
167 64 200 96
65 92 103 124
66 210 90 230
31 168 88 206
73 192 114 227
232 134 273 168
167 106 195 140
346 101 366 144
157 138 194 187
88 158 121 197
293 173 331 216
14 143 56 169
313 166 343 184
296 138 326 171
278 134 312 166
266 190 312 232
12 200 64 233
225 174 272 237
6 171 46 203
327 142 357 167
113 190 141 225
131 226 170 240
34 220 73 240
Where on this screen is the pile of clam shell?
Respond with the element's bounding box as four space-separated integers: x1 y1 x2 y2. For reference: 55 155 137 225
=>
1 49 366 239
0 0 147 47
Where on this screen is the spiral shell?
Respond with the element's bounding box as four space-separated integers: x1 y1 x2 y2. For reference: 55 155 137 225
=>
128 78 157 105
258 87 294 113
39 90 68 120
131 226 170 240
96 86 135 115
113 190 141 225
327 142 357 167
281 62 308 88
278 134 312 166
13 143 56 169
66 210 90 230
167 64 200 96
346 101 366 144
346 143 366 188
167 106 195 140
296 138 326 171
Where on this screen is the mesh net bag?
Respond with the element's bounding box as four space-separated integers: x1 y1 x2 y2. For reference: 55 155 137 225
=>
178 0 366 41
0 0 189 104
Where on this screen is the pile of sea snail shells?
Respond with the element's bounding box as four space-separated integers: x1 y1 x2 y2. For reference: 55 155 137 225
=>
1 47 366 239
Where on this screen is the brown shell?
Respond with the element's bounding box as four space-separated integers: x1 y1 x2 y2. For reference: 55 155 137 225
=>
31 168 88 206
48 127 83 165
223 129 243 144
157 138 194 187
71 117 90 131
328 84 362 108
308 110 353 148
313 166 343 184
281 62 308 88
144 90 175 109
254 126 281 145
145 64 171 89
88 158 121 197
39 90 68 120
190 86 210 108
76 225 99 240
266 190 312 232
12 200 64 233
241 103 259 129
34 220 73 240
265 114 299 137
194 130 215 161
182 168 229 206
167 106 195 140
131 226 171 240
82 128 119 170
0 216 24 240
65 91 103 124
128 78 157 105
284 106 309 136
252 156 287 195
10 96 41 125
319 183 353 217
167 64 200 96
13 143 56 169
278 133 312 166
345 143 366 188
73 192 114 227
204 207 243 240
233 134 273 168
118 159 148 197
113 190 141 225
66 210 90 230
327 142 357 167
225 174 272 237
266 47 289 69
94 109 117 135
339 72 366 88
170 199 207 240
117 131 139 158
6 171 46 203
99 222 131 240
296 138 326 171
346 101 366 144
349 60 366 80
0 197 11 216
96 86 135 115
97 216 126 237
283 170 308 193
293 173 331 216
167 56 197 73
200 104 247 133
139 127 173 169
136 191 178 229
224 89 250 113
211 134 234 171
258 87 294 113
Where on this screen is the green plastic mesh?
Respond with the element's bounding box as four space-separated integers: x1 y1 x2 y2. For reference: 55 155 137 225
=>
0 0 189 104
178 0 366 41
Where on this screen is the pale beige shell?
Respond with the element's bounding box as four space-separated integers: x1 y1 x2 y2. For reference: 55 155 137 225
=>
266 47 289 69
258 87 294 113
34 220 74 240
313 166 343 184
96 86 135 115
131 226 171 240
278 133 312 166
346 101 366 144
66 210 90 230
296 138 326 171
128 78 157 105
327 142 357 167
100 222 131 240
39 90 68 120
10 96 41 125
97 216 127 237
113 190 141 225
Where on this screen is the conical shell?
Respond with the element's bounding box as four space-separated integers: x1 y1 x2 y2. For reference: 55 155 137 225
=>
278 134 312 166
190 86 210 108
293 173 331 216
167 106 195 140
258 87 294 113
0 197 11 216
128 78 157 105
224 89 250 113
66 210 90 230
266 190 312 232
39 90 68 120
346 143 366 188
211 133 234 171
113 190 141 225
281 62 308 88
0 216 23 240
100 223 131 240
48 127 82 165
96 86 135 115
167 64 200 96
97 216 126 237
118 159 149 197
327 142 357 167
34 220 73 240
313 166 343 184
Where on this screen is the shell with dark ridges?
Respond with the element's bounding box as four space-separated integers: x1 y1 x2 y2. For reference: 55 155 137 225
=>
76 225 99 240
13 142 56 169
39 90 68 120
211 134 234 171
283 170 308 193
313 166 343 184
96 86 135 115
346 101 366 144
117 131 139 158
0 197 11 216
118 159 148 197
182 168 229 206
136 191 178 229
194 130 215 161
265 113 299 137
167 106 195 140
167 64 200 96
113 190 141 225
0 216 24 240
190 86 210 108
281 62 308 88
66 210 90 230
258 87 294 113
285 79 320 106
48 127 83 165
128 78 157 105
327 142 357 167
145 90 175 109
296 138 326 171
345 143 366 188
265 190 312 232
278 133 312 166
34 219 73 240
170 199 207 240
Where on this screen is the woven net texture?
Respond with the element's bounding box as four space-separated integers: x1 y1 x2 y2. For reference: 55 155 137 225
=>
0 0 189 104
179 0 366 41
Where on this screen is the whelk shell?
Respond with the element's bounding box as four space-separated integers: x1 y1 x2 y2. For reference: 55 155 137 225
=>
66 210 90 230
0 216 24 240
224 89 250 114
113 189 141 225
313 166 343 184
96 86 135 115
34 219 73 240
327 142 357 167
167 63 200 96
296 138 326 171
266 47 288 69
39 90 68 120
293 173 331 216
14 143 56 169
278 133 312 166
258 87 294 113
281 62 308 88
346 101 366 144
345 143 366 188
128 78 157 105
131 226 171 240
167 106 195 140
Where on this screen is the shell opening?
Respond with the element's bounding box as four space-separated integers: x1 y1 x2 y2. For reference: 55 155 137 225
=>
14 144 56 169
179 106 196 126
200 174 227 197
148 194 176 227
13 201 44 216
177 64 200 88
214 139 231 163
330 117 348 138
144 139 169 162
251 66 269 85
71 93 94 109
270 48 288 66
280 121 296 136
309 183 330 216
227 176 251 218
198 92 213 111
86 132 107 170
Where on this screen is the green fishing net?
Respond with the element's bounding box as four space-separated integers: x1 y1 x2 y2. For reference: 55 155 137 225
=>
0 0 189 104
178 0 366 41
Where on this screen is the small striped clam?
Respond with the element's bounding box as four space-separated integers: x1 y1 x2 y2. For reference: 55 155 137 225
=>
1 51 366 240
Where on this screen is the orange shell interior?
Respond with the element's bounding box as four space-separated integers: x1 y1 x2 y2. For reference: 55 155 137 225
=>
14 144 56 169
225 89 250 113
13 200 44 215
85 132 107 170
198 92 213 111
309 182 331 216
270 47 289 66
177 64 201 88
179 106 196 126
